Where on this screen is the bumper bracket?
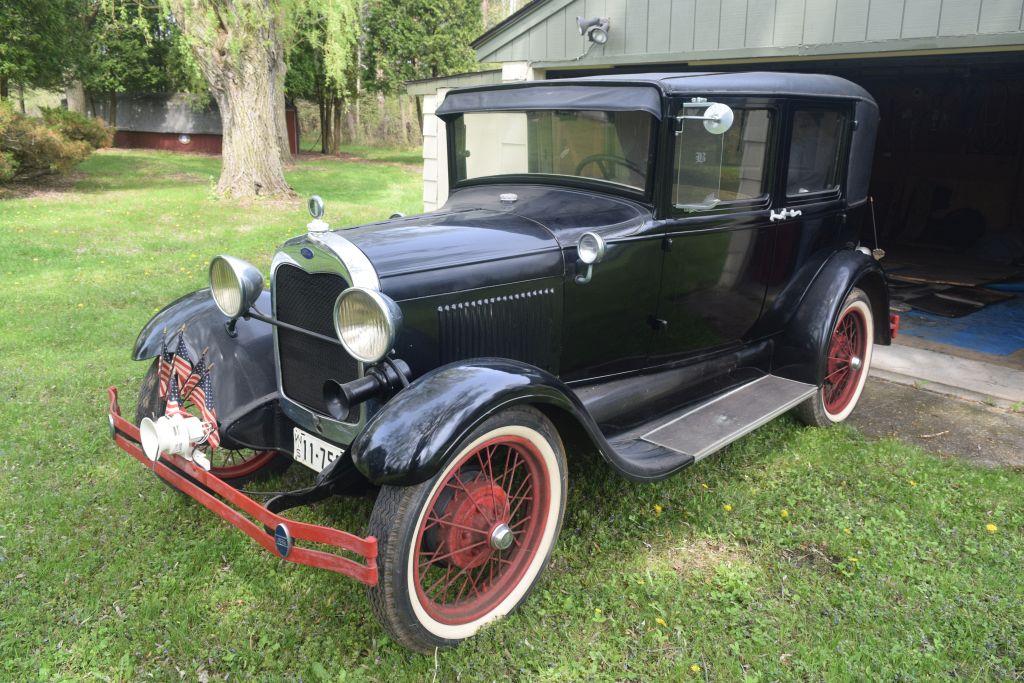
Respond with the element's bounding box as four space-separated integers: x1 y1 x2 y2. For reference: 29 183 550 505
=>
106 387 378 585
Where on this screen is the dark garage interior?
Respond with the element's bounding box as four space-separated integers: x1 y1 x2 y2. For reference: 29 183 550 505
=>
831 54 1024 365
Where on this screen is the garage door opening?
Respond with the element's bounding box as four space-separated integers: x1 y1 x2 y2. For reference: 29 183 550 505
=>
830 55 1024 368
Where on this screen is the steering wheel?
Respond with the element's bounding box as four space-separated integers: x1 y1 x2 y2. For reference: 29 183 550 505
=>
574 154 645 181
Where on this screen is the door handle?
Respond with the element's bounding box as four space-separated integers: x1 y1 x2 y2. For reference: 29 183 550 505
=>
769 207 803 222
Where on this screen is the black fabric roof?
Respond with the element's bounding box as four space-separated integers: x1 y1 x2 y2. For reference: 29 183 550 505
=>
435 72 877 120
435 83 664 119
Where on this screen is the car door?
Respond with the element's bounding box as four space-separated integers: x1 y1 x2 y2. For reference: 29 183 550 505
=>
761 101 856 316
649 97 781 364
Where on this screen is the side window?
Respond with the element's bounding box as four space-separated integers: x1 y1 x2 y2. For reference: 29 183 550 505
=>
673 108 772 210
786 109 848 196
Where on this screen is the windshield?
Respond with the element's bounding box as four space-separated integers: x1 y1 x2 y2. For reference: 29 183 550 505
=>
452 110 654 192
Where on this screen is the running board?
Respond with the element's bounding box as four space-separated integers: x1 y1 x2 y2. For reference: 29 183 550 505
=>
640 375 816 461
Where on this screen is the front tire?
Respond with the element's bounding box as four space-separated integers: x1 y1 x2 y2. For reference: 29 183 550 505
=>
795 287 874 427
367 406 567 652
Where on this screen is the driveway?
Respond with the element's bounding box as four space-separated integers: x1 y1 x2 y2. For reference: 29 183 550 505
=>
851 376 1024 468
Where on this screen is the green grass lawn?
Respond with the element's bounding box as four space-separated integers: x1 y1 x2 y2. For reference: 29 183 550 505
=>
1 149 1022 680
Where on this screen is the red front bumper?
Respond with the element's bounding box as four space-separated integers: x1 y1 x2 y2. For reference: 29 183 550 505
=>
106 387 378 585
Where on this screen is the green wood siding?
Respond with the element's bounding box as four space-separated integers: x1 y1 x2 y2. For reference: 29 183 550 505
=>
475 0 1024 66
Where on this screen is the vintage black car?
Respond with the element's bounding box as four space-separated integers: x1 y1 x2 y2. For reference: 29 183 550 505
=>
107 72 895 652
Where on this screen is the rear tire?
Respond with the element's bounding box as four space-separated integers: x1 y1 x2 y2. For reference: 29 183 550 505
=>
134 359 290 485
794 287 874 427
367 406 567 652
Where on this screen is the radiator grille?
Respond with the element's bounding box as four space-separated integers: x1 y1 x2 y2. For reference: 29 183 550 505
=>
438 288 557 369
274 263 359 421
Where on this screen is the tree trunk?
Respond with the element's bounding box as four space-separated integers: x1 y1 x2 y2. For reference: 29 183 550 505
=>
166 0 292 198
18 83 26 113
398 95 409 146
330 97 342 154
107 93 118 127
0 77 8 100
272 38 291 164
66 81 87 114
318 97 329 155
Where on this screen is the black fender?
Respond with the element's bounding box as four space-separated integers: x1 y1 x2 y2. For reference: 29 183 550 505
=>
772 248 890 386
132 289 285 447
349 358 613 486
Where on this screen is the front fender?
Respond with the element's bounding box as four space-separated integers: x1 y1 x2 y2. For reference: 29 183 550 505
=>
773 249 890 385
132 289 279 439
349 359 601 486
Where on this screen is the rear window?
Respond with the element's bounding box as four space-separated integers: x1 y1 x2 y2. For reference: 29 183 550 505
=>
786 109 849 196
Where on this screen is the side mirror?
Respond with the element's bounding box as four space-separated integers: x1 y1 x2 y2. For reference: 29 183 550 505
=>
676 101 735 135
575 232 606 285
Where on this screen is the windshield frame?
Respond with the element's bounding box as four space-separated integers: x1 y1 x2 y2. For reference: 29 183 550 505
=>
445 109 660 202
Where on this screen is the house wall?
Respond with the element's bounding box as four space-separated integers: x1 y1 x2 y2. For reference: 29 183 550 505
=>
417 65 536 211
476 0 1024 67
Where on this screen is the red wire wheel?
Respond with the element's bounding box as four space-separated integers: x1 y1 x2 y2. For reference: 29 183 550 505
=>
823 303 869 418
367 407 567 652
412 435 551 625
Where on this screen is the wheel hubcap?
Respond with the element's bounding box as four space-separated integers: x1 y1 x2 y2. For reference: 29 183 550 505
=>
490 523 514 550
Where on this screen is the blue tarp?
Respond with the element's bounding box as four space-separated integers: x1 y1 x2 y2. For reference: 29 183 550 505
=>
899 294 1024 356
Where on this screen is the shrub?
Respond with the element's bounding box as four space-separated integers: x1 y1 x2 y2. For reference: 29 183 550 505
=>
0 101 91 182
39 107 114 149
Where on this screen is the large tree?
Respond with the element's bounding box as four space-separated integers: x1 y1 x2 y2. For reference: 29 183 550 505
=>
163 0 293 198
362 0 481 97
0 0 80 99
285 0 359 155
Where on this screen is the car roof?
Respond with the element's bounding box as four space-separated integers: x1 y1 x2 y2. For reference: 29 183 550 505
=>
439 71 877 107
558 71 875 102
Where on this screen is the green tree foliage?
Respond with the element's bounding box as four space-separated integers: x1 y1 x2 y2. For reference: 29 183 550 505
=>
0 0 81 97
76 1 177 97
362 0 482 95
286 0 359 153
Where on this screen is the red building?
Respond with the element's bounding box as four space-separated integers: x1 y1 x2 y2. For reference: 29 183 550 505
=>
98 93 298 155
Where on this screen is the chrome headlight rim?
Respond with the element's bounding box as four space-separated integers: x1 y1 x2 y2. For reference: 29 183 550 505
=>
332 287 402 364
577 231 607 265
208 254 264 319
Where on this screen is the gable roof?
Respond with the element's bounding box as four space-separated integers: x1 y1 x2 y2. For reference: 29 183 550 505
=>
471 0 555 50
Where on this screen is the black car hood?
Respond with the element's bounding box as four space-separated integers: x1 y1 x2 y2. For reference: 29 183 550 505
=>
340 184 649 283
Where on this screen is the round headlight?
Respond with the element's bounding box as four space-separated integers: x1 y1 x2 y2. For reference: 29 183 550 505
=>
209 255 264 318
333 288 402 364
577 231 607 265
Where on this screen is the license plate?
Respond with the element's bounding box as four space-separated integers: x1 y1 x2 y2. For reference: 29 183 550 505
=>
292 428 343 473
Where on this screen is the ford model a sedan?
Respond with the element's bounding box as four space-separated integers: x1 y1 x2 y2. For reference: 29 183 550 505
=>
107 72 894 652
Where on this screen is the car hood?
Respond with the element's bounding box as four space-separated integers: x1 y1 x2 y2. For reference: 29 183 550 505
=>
342 206 558 280
340 184 649 285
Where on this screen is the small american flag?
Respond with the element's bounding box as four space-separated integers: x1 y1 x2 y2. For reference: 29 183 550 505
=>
157 338 175 397
194 369 220 449
181 352 205 399
165 374 184 417
172 334 192 385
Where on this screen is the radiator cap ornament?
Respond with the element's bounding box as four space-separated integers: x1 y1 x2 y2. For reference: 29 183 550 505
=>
307 195 329 233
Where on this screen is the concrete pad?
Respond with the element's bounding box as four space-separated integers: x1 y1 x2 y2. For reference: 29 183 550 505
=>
871 344 1024 408
849 378 1024 469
